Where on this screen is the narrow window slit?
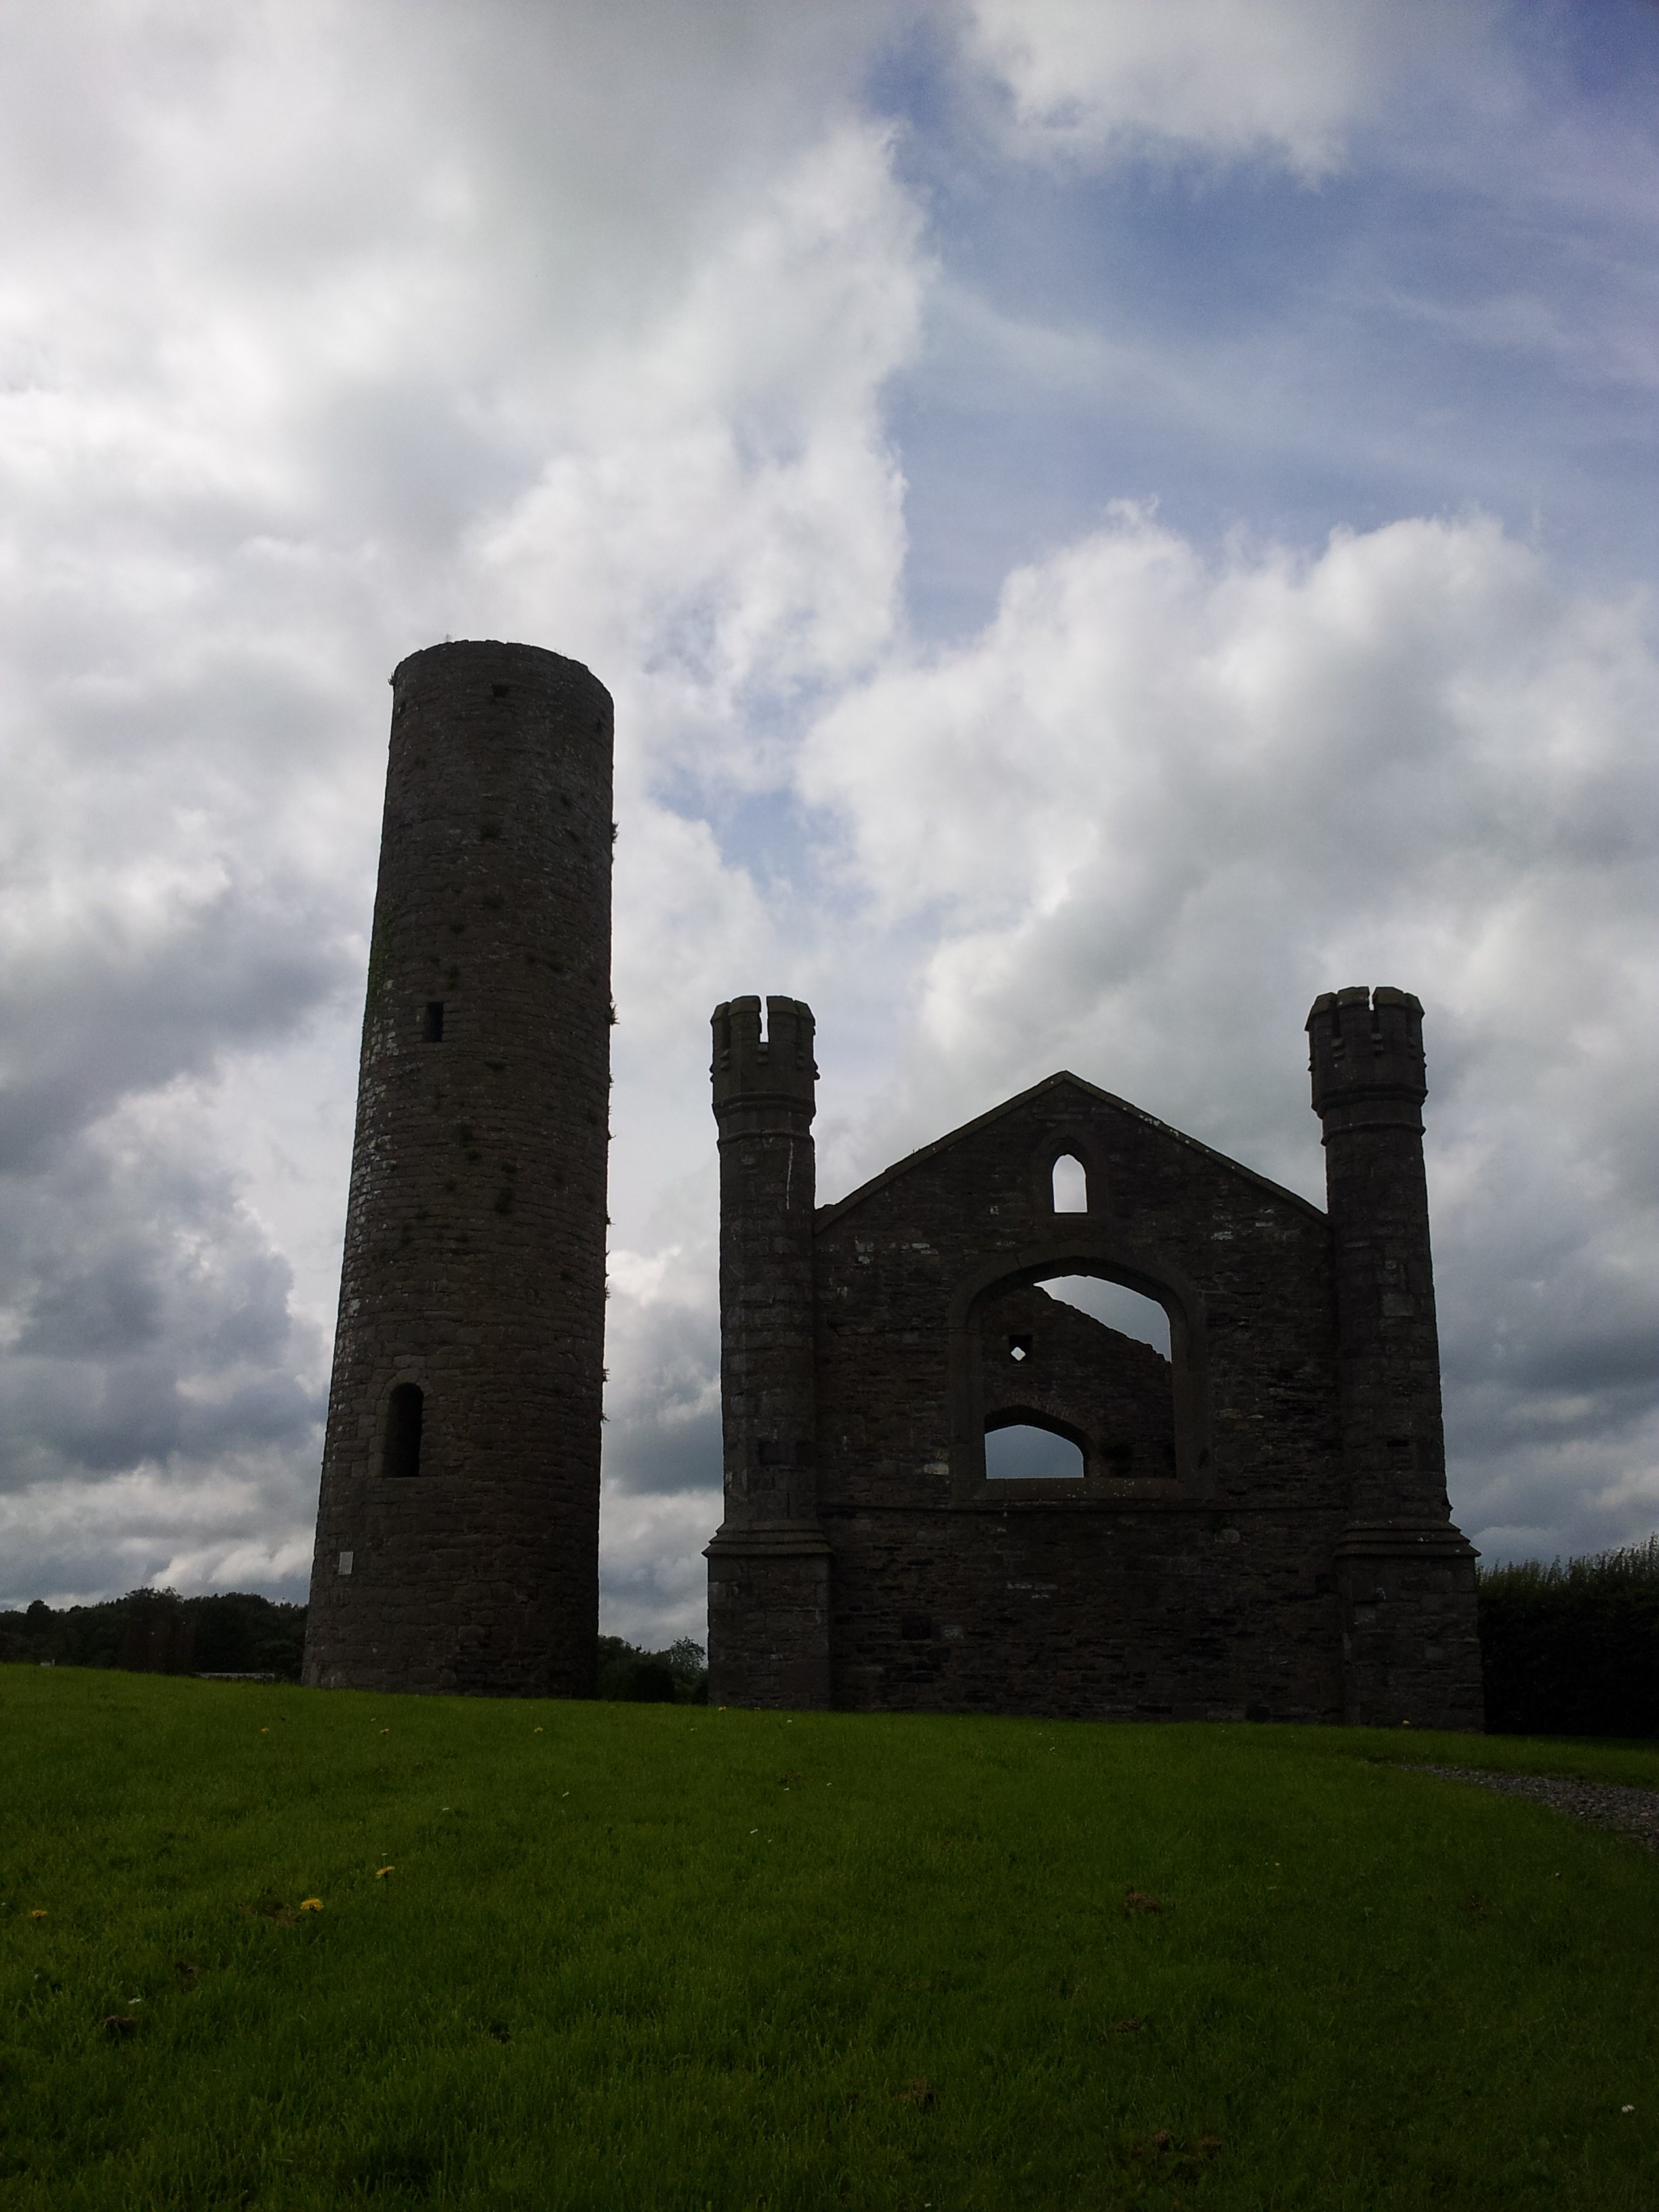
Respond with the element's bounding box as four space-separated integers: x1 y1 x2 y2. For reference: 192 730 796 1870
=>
423 1001 445 1042
382 1384 425 1478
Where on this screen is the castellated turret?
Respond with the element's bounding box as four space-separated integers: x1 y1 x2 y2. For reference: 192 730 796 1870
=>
1307 985 1481 1727
705 995 832 1708
303 641 613 1696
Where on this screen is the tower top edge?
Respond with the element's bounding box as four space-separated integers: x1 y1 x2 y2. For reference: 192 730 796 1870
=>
1307 983 1427 1115
390 639 611 702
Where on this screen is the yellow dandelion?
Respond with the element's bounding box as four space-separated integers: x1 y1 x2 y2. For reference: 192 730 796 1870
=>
28 1908 46 1921
260 1727 269 1734
533 1726 543 1734
375 1865 396 1879
299 1898 323 1912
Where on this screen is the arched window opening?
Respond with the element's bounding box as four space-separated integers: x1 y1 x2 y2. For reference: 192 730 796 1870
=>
975 1270 1181 1488
1042 1275 1170 1359
1050 1153 1088 1212
983 1414 1086 1481
382 1383 425 1478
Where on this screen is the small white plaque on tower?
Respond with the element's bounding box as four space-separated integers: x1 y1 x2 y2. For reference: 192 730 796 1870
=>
337 1550 354 1576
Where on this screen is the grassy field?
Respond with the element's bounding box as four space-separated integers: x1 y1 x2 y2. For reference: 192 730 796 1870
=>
2 1671 1656 2211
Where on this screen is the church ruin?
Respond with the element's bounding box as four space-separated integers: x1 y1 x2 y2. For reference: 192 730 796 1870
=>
705 989 1483 1728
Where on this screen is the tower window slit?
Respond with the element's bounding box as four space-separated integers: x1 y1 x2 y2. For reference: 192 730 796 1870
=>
382 1383 425 1478
424 1001 445 1042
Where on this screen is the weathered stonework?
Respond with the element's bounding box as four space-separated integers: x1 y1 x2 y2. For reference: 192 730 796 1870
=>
303 640 612 1697
707 989 1482 1729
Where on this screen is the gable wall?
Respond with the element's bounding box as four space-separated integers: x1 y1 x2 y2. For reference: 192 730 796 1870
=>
811 1082 1347 1720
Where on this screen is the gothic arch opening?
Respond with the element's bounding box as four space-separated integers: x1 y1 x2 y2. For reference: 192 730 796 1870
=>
984 1410 1088 1481
1050 1153 1088 1212
966 1256 1197 1491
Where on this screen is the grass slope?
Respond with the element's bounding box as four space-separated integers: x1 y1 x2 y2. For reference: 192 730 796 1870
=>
2 1671 1656 2211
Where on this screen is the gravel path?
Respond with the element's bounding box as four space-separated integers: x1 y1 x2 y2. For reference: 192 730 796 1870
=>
1412 1764 1659 1851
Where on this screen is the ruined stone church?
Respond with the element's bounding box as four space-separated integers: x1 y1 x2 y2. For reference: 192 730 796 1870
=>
705 989 1481 1728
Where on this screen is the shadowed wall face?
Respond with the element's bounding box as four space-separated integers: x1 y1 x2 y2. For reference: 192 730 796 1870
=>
304 640 613 1696
1307 985 1481 1728
705 995 831 1710
711 994 1482 1730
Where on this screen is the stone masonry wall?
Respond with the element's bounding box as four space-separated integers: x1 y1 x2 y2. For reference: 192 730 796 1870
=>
811 1076 1349 1721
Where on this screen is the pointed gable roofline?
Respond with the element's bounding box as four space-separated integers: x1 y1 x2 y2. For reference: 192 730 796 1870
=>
814 1070 1327 1231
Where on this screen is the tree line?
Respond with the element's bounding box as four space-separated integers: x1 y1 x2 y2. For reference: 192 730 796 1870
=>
5 1547 1654 1734
0 1589 710 1703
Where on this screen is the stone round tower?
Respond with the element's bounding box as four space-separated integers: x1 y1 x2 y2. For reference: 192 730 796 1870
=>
303 640 613 1696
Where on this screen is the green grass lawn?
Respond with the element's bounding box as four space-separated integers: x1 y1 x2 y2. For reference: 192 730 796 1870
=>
2 1671 1656 2211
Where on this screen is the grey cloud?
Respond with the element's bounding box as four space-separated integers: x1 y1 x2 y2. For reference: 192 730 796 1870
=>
0 2 922 1624
0 1108 325 1502
0 897 350 1176
794 512 1659 1570
2 1 1653 1644
600 1288 721 1501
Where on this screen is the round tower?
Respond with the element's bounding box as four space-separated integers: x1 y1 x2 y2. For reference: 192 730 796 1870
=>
304 640 613 1696
705 995 831 1708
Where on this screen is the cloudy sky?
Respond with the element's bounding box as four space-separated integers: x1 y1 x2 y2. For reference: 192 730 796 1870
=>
2 0 1655 1639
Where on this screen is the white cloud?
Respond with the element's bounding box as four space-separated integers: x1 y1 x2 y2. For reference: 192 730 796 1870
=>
466 119 924 778
962 0 1494 175
799 508 1659 1557
0 1 926 1617
0 0 1652 1637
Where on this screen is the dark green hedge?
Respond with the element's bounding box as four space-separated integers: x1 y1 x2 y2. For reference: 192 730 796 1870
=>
1478 1538 1659 1738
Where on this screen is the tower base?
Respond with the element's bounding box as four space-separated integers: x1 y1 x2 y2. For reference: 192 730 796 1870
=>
705 1526 831 1709
1337 1519 1483 1730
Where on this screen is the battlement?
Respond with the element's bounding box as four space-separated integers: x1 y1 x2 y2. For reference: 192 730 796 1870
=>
1307 985 1425 1124
712 996 817 1115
